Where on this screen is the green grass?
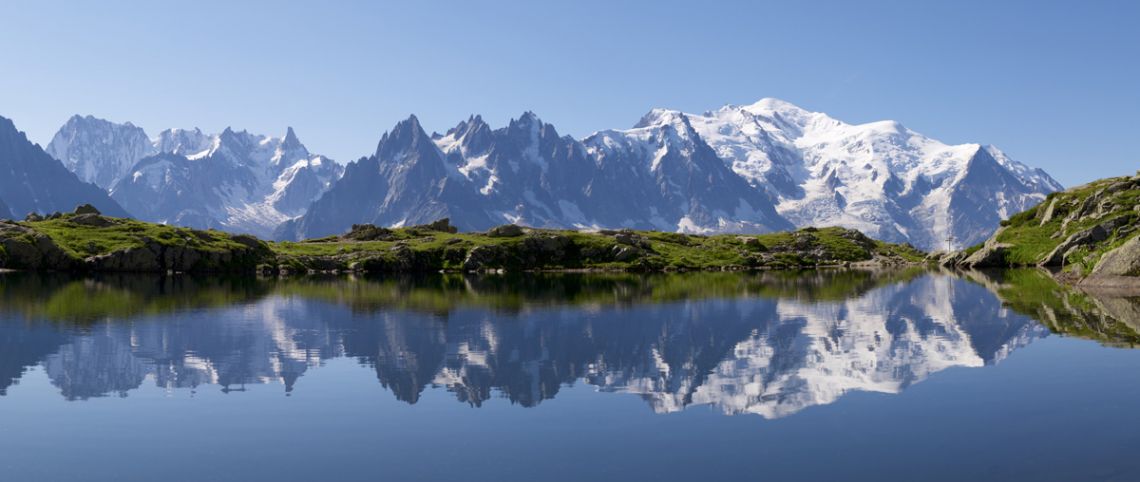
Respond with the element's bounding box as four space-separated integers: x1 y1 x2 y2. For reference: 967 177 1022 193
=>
3 212 926 273
992 176 1140 268
271 225 922 272
24 215 249 259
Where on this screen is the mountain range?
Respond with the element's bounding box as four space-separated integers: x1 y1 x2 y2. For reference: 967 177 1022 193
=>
46 115 342 237
278 99 1061 249
14 99 1063 250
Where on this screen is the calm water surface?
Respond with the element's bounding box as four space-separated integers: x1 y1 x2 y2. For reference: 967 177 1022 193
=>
1 269 1139 481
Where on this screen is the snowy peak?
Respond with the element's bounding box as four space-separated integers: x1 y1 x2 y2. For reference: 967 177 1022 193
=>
632 108 692 130
670 97 1062 249
153 127 212 157
48 116 341 238
46 114 155 189
44 98 1060 250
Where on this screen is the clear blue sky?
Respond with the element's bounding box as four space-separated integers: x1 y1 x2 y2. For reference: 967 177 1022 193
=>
1 0 1136 186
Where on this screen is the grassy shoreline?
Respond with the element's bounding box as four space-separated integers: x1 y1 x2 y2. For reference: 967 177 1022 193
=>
0 211 926 274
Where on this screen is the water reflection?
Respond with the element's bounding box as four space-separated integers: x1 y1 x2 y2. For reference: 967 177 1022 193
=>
0 269 1136 417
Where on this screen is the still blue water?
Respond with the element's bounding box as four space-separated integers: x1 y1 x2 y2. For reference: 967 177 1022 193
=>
0 271 1138 481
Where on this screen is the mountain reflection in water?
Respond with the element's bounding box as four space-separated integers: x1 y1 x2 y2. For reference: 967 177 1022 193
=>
0 269 1136 418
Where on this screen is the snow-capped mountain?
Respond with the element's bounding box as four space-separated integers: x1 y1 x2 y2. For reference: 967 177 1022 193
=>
46 117 343 237
46 99 1060 248
0 115 128 219
678 99 1064 249
277 112 793 240
280 99 1059 248
46 115 156 190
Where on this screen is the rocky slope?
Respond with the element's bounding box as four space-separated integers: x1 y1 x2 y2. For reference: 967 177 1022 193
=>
946 172 1140 287
45 118 342 237
280 99 1059 249
0 116 128 219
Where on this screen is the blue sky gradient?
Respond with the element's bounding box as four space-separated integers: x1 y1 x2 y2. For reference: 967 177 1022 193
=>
1 0 1136 186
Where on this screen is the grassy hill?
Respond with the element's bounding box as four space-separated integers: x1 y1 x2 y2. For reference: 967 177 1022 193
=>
949 172 1140 286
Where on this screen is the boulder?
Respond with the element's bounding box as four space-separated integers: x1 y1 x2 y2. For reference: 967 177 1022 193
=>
1038 198 1058 226
68 213 114 227
411 218 458 234
86 246 162 272
0 222 75 270
487 224 524 238
1089 235 1140 278
344 224 393 241
614 232 650 249
737 236 763 249
463 245 505 270
961 243 1012 268
611 245 642 262
73 204 101 215
1040 217 1131 266
938 250 969 267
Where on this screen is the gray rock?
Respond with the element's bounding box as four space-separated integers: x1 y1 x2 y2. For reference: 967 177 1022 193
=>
463 245 505 271
1040 217 1130 266
611 245 642 262
1089 235 1140 278
86 246 162 272
1038 198 1058 226
73 204 101 215
487 224 524 238
961 242 1012 268
939 250 969 267
344 224 393 241
614 232 650 248
410 218 458 233
68 213 114 227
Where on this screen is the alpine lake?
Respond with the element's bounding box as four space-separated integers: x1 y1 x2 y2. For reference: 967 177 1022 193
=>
1 268 1139 481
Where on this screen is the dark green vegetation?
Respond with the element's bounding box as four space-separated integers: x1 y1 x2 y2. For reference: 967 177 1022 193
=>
948 172 1140 287
0 208 925 274
7 268 1140 350
0 268 924 322
961 269 1140 348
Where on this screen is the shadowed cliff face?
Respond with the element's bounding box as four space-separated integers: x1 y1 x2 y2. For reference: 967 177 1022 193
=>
0 270 1133 417
0 116 128 219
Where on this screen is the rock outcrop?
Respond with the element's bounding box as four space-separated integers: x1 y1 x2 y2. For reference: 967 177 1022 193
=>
946 172 1140 286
